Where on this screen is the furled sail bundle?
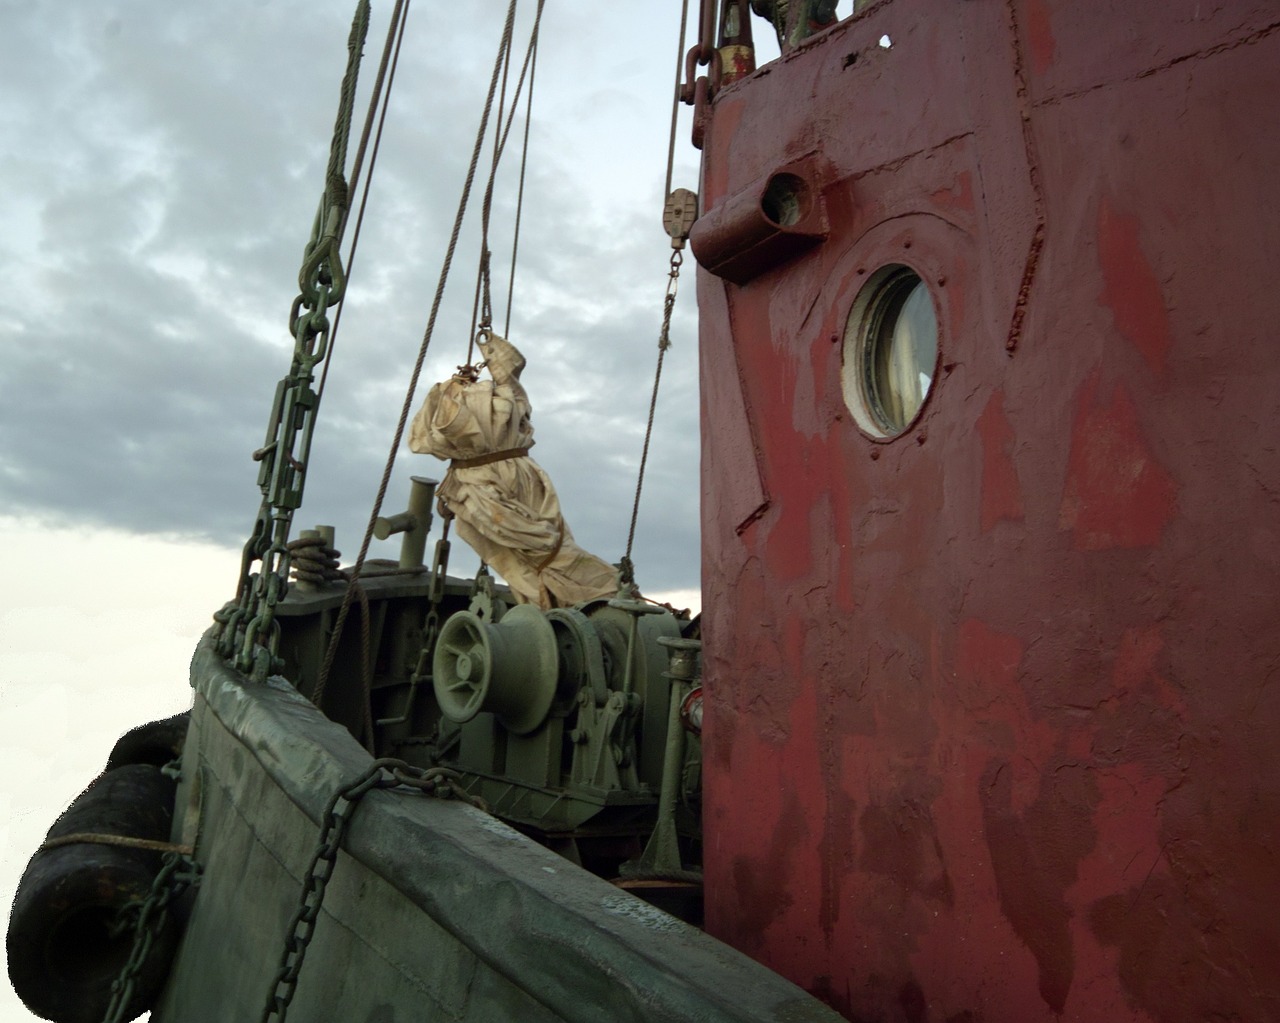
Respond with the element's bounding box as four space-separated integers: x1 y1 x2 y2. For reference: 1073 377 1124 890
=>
409 332 617 609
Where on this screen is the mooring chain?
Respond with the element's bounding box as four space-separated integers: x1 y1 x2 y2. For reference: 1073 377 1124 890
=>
218 1 373 679
260 759 485 1023
100 851 203 1023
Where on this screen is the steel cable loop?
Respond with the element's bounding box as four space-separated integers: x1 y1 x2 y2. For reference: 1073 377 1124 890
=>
313 0 520 708
325 0 371 190
505 7 541 337
295 0 371 315
317 0 412 404
467 5 516 350
468 0 546 362
344 0 407 215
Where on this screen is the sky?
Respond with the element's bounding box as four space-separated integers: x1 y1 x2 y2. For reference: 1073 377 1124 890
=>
0 2 710 1018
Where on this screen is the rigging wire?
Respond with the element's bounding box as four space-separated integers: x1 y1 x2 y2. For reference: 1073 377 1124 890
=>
504 22 540 338
314 0 522 706
317 0 413 404
467 15 518 345
621 0 693 578
665 0 692 202
467 0 547 362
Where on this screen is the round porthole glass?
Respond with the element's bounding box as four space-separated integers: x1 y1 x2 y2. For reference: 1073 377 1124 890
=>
842 265 938 437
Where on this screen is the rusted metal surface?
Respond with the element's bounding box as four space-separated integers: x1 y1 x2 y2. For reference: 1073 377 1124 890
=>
689 156 829 283
695 2 1280 1020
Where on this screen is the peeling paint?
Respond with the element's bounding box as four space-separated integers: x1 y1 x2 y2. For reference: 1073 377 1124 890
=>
1059 375 1177 551
1097 198 1173 376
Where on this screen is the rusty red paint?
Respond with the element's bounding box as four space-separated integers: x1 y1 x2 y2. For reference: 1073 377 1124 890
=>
695 2 1280 1020
1022 0 1057 76
928 170 976 217
1097 197 1173 376
954 619 1024 708
1059 374 1177 551
975 389 1024 532
981 758 1099 1014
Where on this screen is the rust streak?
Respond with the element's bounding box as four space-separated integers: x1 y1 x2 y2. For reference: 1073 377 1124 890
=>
1136 18 1280 78
1003 0 1047 356
849 131 975 183
1030 18 1280 110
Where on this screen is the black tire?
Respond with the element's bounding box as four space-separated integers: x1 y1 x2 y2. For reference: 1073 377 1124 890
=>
7 765 179 1023
105 711 191 771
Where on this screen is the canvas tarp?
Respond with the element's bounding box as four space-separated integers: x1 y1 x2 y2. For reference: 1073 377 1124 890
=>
408 333 618 609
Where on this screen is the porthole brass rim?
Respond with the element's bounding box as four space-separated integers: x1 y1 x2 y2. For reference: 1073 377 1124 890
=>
841 264 939 440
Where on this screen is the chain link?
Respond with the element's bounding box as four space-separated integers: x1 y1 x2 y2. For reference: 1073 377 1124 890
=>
101 852 202 1023
260 759 486 1023
219 2 372 677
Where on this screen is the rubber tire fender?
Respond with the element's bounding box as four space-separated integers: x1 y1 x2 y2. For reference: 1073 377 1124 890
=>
105 711 191 771
7 764 179 1023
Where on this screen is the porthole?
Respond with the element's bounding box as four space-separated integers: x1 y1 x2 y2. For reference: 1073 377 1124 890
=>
841 265 938 437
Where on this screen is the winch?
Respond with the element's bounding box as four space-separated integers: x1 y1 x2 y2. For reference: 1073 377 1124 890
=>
430 593 695 834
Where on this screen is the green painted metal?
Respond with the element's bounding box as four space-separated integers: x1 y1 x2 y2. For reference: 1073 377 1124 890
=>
632 636 702 877
151 634 846 1023
215 0 372 682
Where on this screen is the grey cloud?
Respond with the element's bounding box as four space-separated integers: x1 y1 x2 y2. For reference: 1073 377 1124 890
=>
0 1 702 595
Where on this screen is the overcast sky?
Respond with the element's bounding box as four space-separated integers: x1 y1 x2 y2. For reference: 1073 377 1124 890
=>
1 2 707 1018
0 0 703 582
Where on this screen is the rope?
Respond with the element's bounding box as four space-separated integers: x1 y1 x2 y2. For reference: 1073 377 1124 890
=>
470 21 517 343
314 0 521 707
39 833 195 856
355 581 375 749
451 446 530 469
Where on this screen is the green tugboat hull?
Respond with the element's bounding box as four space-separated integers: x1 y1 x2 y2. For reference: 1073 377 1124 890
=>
151 634 842 1023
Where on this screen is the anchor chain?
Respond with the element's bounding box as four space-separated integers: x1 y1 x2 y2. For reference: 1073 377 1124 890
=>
100 851 203 1023
260 759 486 1023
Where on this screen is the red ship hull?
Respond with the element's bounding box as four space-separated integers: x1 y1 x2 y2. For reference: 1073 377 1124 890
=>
695 2 1280 1020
